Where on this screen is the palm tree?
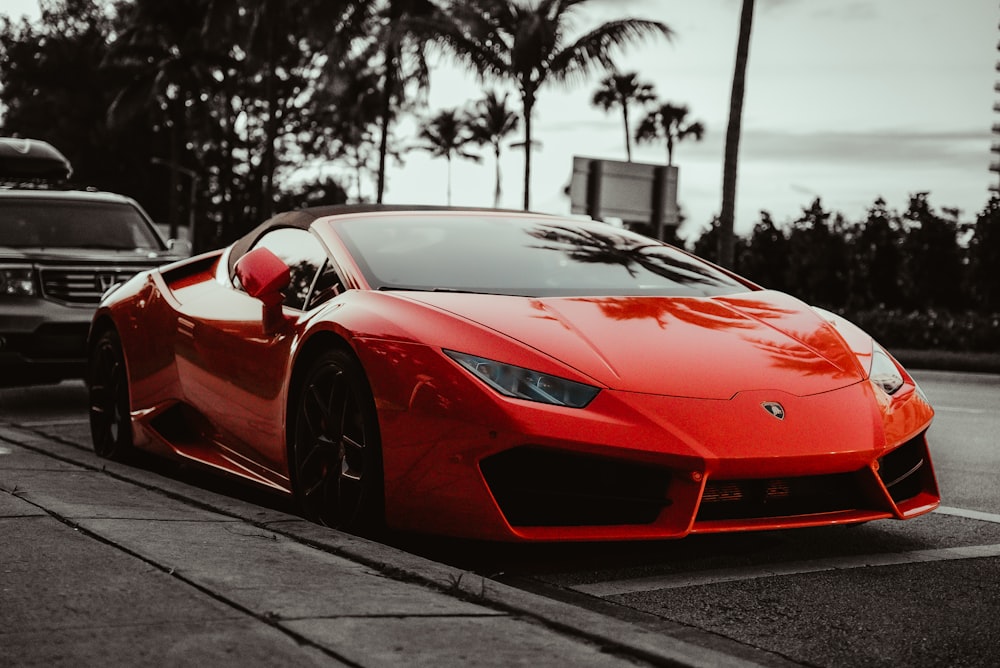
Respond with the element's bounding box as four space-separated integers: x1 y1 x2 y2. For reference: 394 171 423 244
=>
719 0 756 269
591 71 656 162
416 109 481 205
367 0 441 204
635 102 705 166
467 91 521 207
436 0 673 210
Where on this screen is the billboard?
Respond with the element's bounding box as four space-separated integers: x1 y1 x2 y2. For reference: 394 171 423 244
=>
568 157 678 239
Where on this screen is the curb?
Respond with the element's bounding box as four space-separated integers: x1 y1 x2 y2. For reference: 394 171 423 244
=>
0 421 776 668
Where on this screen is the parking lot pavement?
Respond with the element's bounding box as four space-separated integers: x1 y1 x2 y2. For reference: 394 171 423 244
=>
0 423 769 668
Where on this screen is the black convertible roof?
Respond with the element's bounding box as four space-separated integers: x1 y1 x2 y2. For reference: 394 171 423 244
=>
228 204 537 276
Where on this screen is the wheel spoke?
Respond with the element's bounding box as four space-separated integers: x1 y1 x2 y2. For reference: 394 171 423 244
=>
302 382 328 436
341 434 365 480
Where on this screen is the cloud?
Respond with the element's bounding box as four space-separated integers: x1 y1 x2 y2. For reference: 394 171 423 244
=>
740 129 990 167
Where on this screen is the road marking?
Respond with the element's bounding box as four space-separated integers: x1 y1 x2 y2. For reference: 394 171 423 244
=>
933 406 987 414
571 542 1000 597
15 419 89 427
935 506 1000 524
573 507 1000 597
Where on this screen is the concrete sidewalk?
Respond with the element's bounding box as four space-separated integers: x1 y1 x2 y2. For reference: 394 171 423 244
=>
0 422 759 668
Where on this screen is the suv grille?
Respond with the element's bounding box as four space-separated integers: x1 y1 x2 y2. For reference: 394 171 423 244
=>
39 266 146 304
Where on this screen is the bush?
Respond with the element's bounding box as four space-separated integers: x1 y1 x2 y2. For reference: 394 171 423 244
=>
847 309 1000 353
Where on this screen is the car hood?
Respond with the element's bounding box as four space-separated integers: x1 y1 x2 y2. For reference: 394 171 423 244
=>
402 290 866 399
0 246 176 264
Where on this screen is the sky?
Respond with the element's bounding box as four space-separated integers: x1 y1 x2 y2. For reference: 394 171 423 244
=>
4 0 997 239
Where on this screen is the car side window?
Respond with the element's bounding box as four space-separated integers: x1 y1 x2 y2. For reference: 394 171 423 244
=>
306 260 346 310
244 227 327 311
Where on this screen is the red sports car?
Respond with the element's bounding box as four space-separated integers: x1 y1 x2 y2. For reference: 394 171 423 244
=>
88 206 939 541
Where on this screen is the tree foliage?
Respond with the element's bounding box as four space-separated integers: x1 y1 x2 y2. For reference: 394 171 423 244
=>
635 102 704 167
3 1 999 355
434 0 673 209
591 71 655 162
466 90 520 207
415 108 480 205
688 193 1000 352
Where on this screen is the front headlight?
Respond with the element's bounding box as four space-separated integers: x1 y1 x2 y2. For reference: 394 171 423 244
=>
445 350 600 408
869 342 904 395
0 266 38 297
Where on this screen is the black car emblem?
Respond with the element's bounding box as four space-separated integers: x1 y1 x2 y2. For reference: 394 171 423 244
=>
761 402 785 420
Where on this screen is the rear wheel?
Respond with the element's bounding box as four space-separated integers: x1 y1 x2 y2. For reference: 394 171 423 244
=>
88 329 132 460
291 349 384 533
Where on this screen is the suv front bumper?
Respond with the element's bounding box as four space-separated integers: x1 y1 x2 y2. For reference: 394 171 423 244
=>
0 297 93 385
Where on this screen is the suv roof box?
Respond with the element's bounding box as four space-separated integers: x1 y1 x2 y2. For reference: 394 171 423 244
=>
0 137 73 180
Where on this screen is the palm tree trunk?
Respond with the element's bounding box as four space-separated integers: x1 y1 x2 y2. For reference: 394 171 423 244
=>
376 103 391 204
719 0 755 269
376 46 398 205
622 104 632 162
493 144 502 207
447 155 452 206
522 88 534 210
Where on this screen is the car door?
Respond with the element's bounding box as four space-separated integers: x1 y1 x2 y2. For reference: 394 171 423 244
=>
174 227 332 480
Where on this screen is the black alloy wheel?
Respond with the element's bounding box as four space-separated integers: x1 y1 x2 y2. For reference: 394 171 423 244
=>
88 329 132 460
292 349 384 533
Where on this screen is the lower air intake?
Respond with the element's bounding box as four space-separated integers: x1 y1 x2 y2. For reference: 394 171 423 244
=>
878 438 927 503
480 446 671 527
696 471 871 522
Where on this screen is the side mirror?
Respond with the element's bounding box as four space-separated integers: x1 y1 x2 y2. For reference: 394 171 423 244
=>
235 247 291 333
168 238 193 256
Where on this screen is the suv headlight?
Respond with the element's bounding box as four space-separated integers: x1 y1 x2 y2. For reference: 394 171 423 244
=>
0 266 38 297
445 350 600 408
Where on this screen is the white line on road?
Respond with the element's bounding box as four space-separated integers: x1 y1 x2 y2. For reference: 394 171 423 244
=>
572 507 1000 597
933 405 987 414
572 543 1000 597
935 506 1000 524
15 419 89 427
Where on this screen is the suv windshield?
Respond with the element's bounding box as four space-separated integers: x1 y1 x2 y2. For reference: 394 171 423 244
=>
0 198 164 250
337 215 749 298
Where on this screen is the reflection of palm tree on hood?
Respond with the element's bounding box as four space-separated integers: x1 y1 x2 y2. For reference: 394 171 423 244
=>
578 296 761 331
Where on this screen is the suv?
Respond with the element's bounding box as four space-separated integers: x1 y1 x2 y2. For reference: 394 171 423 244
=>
0 138 186 385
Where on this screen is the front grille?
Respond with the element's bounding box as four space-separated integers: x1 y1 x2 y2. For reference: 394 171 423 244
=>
480 446 672 527
696 471 871 522
878 438 926 503
39 266 144 304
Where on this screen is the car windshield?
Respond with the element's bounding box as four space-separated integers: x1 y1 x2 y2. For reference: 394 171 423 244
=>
336 215 750 298
0 198 163 250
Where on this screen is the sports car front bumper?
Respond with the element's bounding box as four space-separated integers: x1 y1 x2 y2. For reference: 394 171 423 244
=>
367 340 938 541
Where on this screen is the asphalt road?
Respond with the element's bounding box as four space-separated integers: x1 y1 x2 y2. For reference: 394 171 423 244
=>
1 369 998 667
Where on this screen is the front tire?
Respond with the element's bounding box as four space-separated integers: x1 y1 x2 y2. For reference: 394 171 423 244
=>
88 329 132 460
291 349 384 533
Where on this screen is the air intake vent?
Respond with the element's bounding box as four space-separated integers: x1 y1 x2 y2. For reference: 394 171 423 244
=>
878 438 926 503
480 446 671 527
697 471 871 522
